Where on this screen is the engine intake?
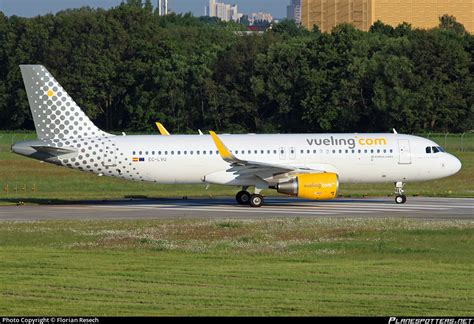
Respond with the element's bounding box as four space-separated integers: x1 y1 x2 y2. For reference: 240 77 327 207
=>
276 173 338 200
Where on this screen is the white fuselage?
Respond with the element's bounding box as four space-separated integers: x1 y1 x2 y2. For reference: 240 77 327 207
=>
12 133 462 191
42 133 459 186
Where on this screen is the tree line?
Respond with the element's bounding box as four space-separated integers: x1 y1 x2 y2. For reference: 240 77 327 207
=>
0 0 472 134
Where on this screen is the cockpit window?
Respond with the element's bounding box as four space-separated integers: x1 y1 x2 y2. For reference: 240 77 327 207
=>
432 146 440 153
426 147 431 154
437 146 445 152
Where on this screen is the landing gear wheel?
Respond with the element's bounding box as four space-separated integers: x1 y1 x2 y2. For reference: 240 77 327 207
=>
249 194 264 208
395 195 407 204
236 191 251 205
394 182 406 204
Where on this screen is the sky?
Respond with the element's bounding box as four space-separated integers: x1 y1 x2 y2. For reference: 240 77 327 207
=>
0 0 289 18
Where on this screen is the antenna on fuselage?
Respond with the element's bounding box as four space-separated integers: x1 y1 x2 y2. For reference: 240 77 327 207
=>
392 128 398 134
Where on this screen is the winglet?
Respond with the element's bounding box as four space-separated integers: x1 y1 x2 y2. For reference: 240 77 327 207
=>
209 131 238 163
156 122 170 136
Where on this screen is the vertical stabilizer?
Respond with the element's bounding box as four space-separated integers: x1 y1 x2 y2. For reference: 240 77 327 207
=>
20 65 109 140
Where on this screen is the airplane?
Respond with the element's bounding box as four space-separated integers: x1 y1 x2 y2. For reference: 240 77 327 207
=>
11 65 462 207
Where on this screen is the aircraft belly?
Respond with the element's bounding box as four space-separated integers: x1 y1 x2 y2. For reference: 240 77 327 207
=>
336 159 398 183
138 159 226 184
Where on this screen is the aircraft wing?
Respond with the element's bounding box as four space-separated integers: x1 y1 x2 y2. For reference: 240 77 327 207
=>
209 131 323 178
156 122 170 136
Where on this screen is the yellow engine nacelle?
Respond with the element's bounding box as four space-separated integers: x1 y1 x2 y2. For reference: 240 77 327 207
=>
276 173 339 200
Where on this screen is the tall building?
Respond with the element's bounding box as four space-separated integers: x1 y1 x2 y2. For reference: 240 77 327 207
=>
300 0 474 33
287 0 302 24
157 0 168 16
206 0 243 22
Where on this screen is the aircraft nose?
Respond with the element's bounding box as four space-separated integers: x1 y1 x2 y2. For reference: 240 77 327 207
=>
447 154 462 175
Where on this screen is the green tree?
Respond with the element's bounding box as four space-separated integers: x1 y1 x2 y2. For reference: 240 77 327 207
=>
439 14 466 36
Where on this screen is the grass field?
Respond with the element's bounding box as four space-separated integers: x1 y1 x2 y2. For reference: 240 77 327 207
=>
1 132 473 316
0 131 473 205
0 218 472 316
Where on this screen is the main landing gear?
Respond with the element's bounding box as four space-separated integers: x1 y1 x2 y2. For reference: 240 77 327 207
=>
394 182 407 204
236 190 251 205
236 187 264 208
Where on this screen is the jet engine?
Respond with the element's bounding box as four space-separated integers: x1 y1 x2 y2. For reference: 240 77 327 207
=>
275 173 338 200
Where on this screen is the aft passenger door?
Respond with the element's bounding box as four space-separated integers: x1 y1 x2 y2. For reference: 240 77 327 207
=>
398 139 411 164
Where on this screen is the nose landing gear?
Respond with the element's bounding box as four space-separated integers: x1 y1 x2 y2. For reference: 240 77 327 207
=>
394 182 407 204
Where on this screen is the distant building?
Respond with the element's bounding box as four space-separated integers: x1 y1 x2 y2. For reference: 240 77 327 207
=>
234 25 266 36
157 0 168 16
287 0 301 24
301 0 474 33
249 12 274 25
206 0 243 22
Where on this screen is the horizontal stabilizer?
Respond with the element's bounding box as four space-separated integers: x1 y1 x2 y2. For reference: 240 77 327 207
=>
31 145 77 155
